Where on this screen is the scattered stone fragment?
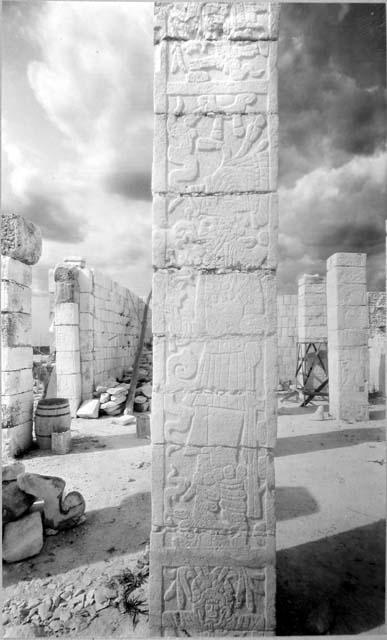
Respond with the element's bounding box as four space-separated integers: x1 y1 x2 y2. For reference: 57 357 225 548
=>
3 512 43 563
17 473 86 530
107 384 128 395
49 619 63 632
59 608 71 623
76 398 100 419
37 599 52 620
4 624 42 638
112 414 136 426
314 405 325 420
100 392 110 403
138 383 152 398
2 460 25 482
110 393 127 404
84 590 95 608
2 480 35 523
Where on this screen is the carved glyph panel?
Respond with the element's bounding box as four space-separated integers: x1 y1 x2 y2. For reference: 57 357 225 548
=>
160 564 274 634
153 193 277 270
154 2 279 43
153 113 278 194
153 445 275 549
155 40 277 114
152 271 277 337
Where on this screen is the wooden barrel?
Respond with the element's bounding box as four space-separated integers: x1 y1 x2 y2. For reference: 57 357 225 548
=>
35 398 71 450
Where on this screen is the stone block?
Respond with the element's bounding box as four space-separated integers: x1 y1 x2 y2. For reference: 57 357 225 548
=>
155 39 277 114
79 292 94 314
54 302 79 326
327 252 366 269
2 391 33 428
1 256 32 287
1 312 31 347
327 305 368 331
79 312 94 331
153 193 278 270
76 398 100 419
2 460 25 482
56 373 81 403
56 350 81 375
80 329 94 352
153 270 276 338
2 479 35 523
1 281 31 313
3 512 44 563
153 113 278 194
154 2 280 43
1 213 42 265
75 267 94 293
2 421 33 457
329 266 367 285
55 325 80 351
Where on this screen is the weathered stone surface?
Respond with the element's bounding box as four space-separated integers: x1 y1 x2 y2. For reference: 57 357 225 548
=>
17 472 86 530
1 368 32 396
153 193 277 270
2 422 33 457
1 213 42 265
154 2 280 43
298 274 327 343
1 312 32 347
153 113 278 194
153 270 276 338
1 391 33 429
327 253 369 421
155 40 277 114
76 398 100 419
2 479 35 523
1 256 32 287
55 302 79 325
1 346 32 372
1 281 32 314
3 512 44 563
2 459 25 482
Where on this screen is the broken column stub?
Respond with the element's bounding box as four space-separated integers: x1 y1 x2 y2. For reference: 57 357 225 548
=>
151 3 278 636
1 214 41 456
327 253 369 421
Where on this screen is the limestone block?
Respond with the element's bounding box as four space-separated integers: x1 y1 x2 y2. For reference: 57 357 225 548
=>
153 270 276 338
328 328 368 347
76 399 100 419
2 391 33 428
1 256 32 287
1 281 31 313
1 346 32 373
154 2 280 43
1 213 42 265
153 113 278 194
55 325 80 351
56 373 81 403
2 479 35 523
2 460 25 482
55 302 79 326
155 39 278 114
79 292 93 314
80 359 94 387
56 350 81 375
153 193 277 270
80 312 94 331
17 472 86 530
328 266 366 285
63 256 86 268
2 421 33 457
1 312 31 347
75 267 94 293
3 512 44 563
80 329 94 352
327 252 366 269
327 305 368 331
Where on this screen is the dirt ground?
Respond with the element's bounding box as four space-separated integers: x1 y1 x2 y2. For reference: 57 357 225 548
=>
3 399 386 637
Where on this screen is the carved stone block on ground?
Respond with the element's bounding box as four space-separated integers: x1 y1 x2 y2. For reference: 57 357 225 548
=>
3 512 44 563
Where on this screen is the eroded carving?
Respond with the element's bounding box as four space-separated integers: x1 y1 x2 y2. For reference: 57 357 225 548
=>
162 565 266 633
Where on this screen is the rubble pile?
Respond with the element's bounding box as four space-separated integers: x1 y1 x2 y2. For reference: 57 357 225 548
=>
2 463 86 564
2 549 149 637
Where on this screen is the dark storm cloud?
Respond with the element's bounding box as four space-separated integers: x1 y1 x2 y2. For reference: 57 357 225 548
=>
18 191 86 244
105 169 151 201
279 3 386 186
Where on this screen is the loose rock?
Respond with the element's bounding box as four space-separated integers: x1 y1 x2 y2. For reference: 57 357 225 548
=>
3 512 44 563
2 480 35 523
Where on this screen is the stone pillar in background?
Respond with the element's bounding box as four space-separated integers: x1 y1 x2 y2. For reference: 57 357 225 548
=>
1 213 42 456
298 274 327 342
327 253 369 421
151 2 279 635
54 259 82 416
48 268 56 353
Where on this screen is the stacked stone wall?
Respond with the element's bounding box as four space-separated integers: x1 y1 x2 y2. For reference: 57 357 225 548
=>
277 294 297 383
368 291 386 394
1 214 42 455
54 257 151 415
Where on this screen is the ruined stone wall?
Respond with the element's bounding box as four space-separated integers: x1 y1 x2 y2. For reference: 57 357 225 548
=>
368 291 386 394
54 257 151 415
151 2 279 635
277 294 297 383
1 214 42 455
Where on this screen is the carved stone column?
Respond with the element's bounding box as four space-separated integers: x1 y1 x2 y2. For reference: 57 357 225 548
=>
327 253 369 421
151 2 279 635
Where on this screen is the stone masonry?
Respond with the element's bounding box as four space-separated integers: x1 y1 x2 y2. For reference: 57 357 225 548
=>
54 257 151 416
151 3 279 635
277 294 297 384
297 274 327 343
327 253 369 421
1 213 42 455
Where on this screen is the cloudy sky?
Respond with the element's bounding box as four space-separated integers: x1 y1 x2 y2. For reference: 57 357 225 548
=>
2 2 386 343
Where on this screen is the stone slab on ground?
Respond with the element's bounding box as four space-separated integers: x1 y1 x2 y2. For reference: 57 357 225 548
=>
3 512 44 563
77 398 100 419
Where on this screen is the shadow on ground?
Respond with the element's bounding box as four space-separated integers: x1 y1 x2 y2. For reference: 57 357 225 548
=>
276 486 319 521
3 491 152 587
277 519 386 635
276 426 385 457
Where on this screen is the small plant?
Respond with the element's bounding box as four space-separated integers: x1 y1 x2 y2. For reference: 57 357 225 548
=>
105 563 149 627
